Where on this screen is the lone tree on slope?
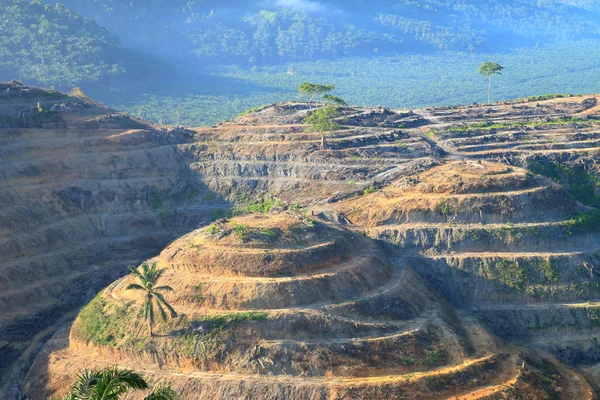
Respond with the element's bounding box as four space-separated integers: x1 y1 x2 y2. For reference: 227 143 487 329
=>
126 261 177 337
298 82 335 108
304 104 341 150
478 62 504 104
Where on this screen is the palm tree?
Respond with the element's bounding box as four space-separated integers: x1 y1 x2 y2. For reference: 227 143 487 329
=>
59 366 179 400
126 262 177 337
60 366 148 400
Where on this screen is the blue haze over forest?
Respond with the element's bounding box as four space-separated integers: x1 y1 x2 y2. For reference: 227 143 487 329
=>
2 0 600 125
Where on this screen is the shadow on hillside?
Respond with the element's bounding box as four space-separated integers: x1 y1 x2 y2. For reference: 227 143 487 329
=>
6 136 234 398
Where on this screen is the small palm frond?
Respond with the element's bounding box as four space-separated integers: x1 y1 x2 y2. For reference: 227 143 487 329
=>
154 267 166 280
153 292 177 318
67 368 102 399
125 283 146 292
154 285 174 292
94 366 148 400
143 383 178 400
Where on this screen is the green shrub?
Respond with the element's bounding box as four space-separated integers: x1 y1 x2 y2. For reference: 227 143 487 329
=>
496 259 526 290
241 197 282 214
436 199 457 216
207 224 219 235
564 210 600 235
234 224 251 241
363 185 377 195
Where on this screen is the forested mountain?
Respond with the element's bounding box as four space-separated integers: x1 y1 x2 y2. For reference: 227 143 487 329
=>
0 0 173 90
2 0 600 125
47 0 600 63
0 0 127 88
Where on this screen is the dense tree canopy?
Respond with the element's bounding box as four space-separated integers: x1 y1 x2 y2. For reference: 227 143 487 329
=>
43 0 600 65
0 0 127 88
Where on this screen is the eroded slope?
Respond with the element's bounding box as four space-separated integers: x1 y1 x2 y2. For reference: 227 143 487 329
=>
26 213 535 399
6 86 600 398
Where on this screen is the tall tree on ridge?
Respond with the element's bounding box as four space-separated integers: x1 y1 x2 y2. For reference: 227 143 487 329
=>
478 62 504 104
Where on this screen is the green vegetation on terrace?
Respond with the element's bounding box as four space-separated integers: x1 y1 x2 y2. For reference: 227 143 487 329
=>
518 93 571 102
238 197 282 214
75 294 268 356
528 161 600 207
444 116 594 135
564 210 600 235
231 223 280 242
191 312 268 332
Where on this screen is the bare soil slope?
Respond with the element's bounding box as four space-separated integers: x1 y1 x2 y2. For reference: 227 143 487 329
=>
4 85 600 398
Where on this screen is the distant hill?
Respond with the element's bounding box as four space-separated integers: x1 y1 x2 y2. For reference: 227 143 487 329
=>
0 0 168 91
51 0 600 62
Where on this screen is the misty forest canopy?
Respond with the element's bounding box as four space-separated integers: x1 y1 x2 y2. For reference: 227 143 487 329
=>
2 0 600 126
30 0 600 63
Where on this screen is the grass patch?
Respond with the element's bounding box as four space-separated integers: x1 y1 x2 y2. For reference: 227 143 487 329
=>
540 259 559 282
449 116 593 134
75 295 134 347
238 197 282 214
193 312 269 332
363 185 377 195
518 93 570 102
234 224 251 241
207 224 220 235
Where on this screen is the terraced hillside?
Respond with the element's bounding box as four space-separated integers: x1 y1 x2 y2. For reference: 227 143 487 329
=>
0 82 439 394
0 82 223 378
332 96 600 395
5 83 600 398
26 213 587 399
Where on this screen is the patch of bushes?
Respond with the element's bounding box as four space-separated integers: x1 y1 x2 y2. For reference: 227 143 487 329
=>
436 199 457 216
529 161 600 207
563 210 600 235
239 197 282 214
520 93 569 102
259 227 279 239
496 259 526 290
539 259 559 282
207 224 220 235
425 349 447 366
450 116 593 134
234 224 251 241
